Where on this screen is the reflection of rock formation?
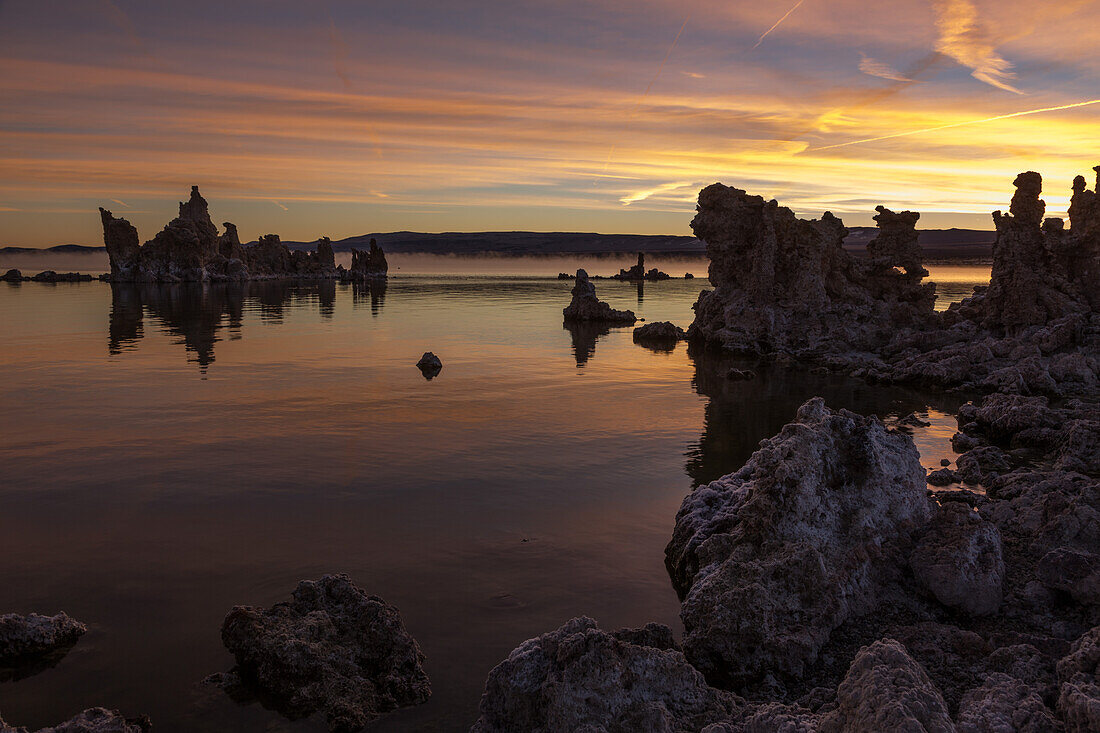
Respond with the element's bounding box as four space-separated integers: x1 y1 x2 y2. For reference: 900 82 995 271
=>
351 278 387 316
107 281 341 369
564 321 610 367
100 187 337 283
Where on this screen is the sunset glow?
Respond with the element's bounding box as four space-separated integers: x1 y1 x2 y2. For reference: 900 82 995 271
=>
2 0 1099 245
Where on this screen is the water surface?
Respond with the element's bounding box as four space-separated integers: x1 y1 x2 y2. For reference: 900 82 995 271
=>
0 263 987 731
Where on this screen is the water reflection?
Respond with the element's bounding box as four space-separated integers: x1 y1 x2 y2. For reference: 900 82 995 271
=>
108 280 369 369
685 343 969 486
563 321 611 366
351 278 387 316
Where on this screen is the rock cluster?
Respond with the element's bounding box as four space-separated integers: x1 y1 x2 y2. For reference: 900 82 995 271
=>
687 169 1100 397
100 187 342 282
216 574 430 732
562 269 636 324
612 252 671 281
347 239 388 279
1 269 94 283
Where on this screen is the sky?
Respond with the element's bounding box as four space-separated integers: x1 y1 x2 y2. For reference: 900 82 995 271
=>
1 0 1099 246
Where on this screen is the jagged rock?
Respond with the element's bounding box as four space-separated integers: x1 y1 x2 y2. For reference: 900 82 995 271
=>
724 368 756 381
633 321 686 349
1039 548 1100 606
0 612 86 663
218 574 430 732
562 270 636 324
1057 626 1100 732
900 412 932 428
470 617 739 733
910 502 1004 616
956 446 1010 485
0 707 151 733
348 239 387 279
612 252 671 281
2 269 22 282
415 352 442 380
687 184 935 357
665 398 930 685
818 639 954 733
955 673 1059 733
927 468 960 486
100 187 336 282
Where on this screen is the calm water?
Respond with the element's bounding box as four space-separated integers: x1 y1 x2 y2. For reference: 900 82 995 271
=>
0 261 987 732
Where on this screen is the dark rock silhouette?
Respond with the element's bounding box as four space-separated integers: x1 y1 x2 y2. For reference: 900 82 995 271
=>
612 252 671 281
2 268 21 282
100 187 338 282
348 238 388 279
216 574 430 732
688 170 1100 397
562 269 636 323
633 321 686 350
416 352 442 379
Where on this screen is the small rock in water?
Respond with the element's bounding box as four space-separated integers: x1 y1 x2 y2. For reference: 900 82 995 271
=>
416 352 443 379
0 612 86 664
926 467 961 486
940 458 951 467
0 707 152 732
899 412 932 427
217 574 431 732
632 321 686 351
1 268 22 282
725 368 756 381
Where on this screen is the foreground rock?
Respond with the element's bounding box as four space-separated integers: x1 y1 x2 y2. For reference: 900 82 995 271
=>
562 269 636 324
665 398 930 685
471 617 738 732
0 708 151 732
687 169 1100 397
218 574 430 732
0 612 86 665
100 187 339 282
1057 626 1100 732
909 502 1004 616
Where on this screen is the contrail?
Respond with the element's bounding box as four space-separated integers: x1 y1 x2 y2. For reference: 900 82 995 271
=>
753 0 805 50
807 97 1100 151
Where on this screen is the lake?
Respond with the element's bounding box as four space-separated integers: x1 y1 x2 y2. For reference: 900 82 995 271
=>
0 259 988 732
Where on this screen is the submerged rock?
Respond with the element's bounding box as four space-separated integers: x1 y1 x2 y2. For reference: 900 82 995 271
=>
665 398 930 685
562 269 636 324
470 617 739 733
0 612 86 664
100 187 337 282
0 707 151 733
219 574 430 732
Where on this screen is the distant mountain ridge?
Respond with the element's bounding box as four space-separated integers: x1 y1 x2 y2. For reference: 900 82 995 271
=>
1 229 996 258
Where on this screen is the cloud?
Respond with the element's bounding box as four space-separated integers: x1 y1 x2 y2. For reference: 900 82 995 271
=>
110 198 130 207
858 53 913 83
620 181 695 206
933 0 1022 93
271 200 289 211
681 71 706 79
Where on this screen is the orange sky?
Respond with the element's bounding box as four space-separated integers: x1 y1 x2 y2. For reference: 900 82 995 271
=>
1 0 1099 246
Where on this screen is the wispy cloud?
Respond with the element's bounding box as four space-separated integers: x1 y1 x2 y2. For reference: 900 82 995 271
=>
681 71 705 79
933 0 1022 93
753 0 805 50
620 181 695 206
858 53 913 82
271 200 289 211
110 198 130 208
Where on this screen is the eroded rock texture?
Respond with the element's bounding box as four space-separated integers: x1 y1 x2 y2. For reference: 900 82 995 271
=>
664 398 930 685
909 502 1004 616
687 184 935 357
562 269 636 323
100 187 338 282
0 612 86 664
688 169 1100 397
0 708 151 733
218 574 430 732
470 617 739 733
